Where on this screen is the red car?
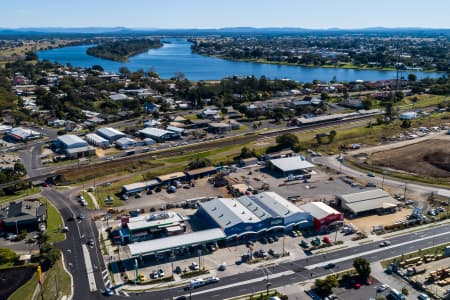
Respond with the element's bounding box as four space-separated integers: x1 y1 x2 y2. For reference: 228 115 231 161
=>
42 182 48 187
354 283 361 289
322 236 332 244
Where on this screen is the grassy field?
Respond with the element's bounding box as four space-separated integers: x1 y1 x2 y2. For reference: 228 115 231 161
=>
40 198 65 243
7 272 37 300
37 258 71 300
0 187 41 205
398 94 448 110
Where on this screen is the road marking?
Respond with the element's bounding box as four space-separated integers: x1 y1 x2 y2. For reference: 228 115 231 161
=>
184 270 294 297
305 230 450 270
82 244 97 292
103 272 109 280
121 291 129 297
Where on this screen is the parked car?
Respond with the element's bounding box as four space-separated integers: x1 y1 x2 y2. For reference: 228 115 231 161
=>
322 236 332 244
78 214 85 220
151 271 159 279
300 240 310 248
174 266 182 274
190 262 199 270
218 262 227 271
157 268 165 277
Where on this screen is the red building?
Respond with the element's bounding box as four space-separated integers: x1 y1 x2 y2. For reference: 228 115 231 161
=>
300 202 343 230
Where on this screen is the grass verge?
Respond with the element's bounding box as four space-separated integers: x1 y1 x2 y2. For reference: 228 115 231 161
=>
40 197 65 243
37 258 71 300
0 187 41 204
80 191 96 209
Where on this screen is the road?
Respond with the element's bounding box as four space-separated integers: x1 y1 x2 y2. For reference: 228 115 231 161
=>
42 188 107 300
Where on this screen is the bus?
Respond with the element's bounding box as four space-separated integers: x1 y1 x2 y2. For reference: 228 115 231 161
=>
389 288 406 300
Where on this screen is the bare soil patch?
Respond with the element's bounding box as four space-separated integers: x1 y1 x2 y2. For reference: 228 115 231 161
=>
369 139 450 178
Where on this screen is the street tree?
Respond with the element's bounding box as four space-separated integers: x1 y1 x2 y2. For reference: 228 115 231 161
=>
353 257 371 279
276 133 299 149
314 274 338 297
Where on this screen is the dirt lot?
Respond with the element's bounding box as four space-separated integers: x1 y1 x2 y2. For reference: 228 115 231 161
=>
370 139 450 178
345 208 412 234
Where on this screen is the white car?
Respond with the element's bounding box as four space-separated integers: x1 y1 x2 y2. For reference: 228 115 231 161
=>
191 262 199 270
377 284 389 292
206 276 219 283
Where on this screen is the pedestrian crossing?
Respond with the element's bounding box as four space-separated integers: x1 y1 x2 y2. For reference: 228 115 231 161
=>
101 269 130 297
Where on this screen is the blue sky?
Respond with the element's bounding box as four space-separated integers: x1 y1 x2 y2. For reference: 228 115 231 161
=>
2 0 449 29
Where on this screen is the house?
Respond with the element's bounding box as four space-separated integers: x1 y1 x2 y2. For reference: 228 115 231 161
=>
47 119 66 127
109 93 130 101
339 98 363 109
144 102 161 113
144 119 161 128
200 108 219 119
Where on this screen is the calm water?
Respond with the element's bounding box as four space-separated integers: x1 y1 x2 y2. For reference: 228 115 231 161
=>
37 38 443 82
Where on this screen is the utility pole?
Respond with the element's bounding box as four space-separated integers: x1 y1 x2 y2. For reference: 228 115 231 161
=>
403 182 407 200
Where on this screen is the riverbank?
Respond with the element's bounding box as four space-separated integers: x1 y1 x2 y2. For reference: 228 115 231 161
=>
194 52 440 73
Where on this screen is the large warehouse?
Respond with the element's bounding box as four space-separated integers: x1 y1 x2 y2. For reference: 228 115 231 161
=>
96 127 126 143
198 192 313 238
53 134 96 158
266 156 314 176
337 189 400 217
300 202 343 230
86 133 109 147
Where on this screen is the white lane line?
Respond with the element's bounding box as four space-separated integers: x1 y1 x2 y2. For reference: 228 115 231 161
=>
305 231 450 270
82 244 97 292
185 270 295 297
121 291 129 297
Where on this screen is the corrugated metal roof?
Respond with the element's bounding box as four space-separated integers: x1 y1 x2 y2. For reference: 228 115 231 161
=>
300 202 342 220
200 198 262 230
338 189 400 214
269 156 314 172
116 137 136 145
157 172 186 182
86 133 108 144
96 127 126 139
127 212 183 232
57 134 87 147
139 127 171 137
128 228 225 256
166 125 184 133
250 192 304 218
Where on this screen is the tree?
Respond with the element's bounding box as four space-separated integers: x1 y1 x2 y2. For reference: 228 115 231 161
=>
329 130 337 143
240 147 254 159
47 248 61 266
353 257 371 279
119 66 130 78
314 274 338 297
401 287 409 296
187 157 212 170
407 74 417 82
0 248 17 264
92 65 104 72
276 133 299 149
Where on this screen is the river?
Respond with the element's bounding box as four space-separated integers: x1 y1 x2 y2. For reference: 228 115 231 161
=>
37 38 443 82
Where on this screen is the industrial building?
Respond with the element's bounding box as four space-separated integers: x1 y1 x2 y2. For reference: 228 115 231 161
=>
138 127 177 142
0 200 47 232
185 166 217 180
399 111 417 120
96 127 126 143
299 202 343 230
6 127 42 142
266 156 314 176
55 134 88 149
86 133 110 147
166 125 185 137
53 134 95 158
198 192 313 238
121 179 160 194
116 137 137 150
337 189 400 217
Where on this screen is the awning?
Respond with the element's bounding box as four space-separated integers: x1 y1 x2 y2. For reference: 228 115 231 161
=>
267 225 285 231
295 220 310 226
256 228 267 234
237 231 258 237
226 234 238 240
